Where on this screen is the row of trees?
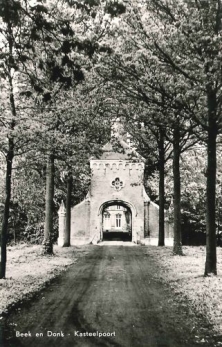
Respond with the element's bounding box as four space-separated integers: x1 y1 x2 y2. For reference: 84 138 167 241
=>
0 0 117 278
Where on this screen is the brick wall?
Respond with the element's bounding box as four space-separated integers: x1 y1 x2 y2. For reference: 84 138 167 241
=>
70 199 90 245
148 201 159 238
148 201 173 239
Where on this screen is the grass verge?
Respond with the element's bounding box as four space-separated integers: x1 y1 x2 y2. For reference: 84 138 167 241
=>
0 243 90 317
145 246 222 339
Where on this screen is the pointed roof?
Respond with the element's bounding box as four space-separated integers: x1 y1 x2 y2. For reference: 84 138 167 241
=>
100 139 144 161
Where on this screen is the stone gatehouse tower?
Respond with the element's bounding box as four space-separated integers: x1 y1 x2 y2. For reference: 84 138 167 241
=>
58 139 173 246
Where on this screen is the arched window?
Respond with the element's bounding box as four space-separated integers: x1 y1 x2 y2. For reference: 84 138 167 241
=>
116 214 121 228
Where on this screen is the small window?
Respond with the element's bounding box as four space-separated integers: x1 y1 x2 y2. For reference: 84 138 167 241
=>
104 212 111 230
104 212 110 219
117 205 121 210
116 214 121 228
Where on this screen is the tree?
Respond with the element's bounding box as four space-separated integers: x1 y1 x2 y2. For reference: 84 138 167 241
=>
0 0 36 278
119 108 170 246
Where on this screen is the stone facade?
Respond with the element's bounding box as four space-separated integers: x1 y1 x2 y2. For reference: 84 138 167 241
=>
58 140 173 246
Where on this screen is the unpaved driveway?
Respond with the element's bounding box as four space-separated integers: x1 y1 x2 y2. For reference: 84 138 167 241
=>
0 245 216 347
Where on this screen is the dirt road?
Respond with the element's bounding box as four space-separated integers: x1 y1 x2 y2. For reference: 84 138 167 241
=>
0 245 216 347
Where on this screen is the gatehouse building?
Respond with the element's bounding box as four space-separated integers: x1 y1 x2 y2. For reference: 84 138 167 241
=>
58 136 173 246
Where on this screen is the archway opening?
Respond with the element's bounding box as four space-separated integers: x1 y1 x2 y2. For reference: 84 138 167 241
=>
102 201 132 241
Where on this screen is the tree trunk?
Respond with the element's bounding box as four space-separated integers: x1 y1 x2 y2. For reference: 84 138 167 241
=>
205 98 217 275
0 28 16 277
0 145 14 279
64 173 72 247
158 128 165 246
173 124 183 255
42 154 54 255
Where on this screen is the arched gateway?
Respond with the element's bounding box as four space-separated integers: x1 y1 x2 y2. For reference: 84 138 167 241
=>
99 200 135 241
58 139 173 246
